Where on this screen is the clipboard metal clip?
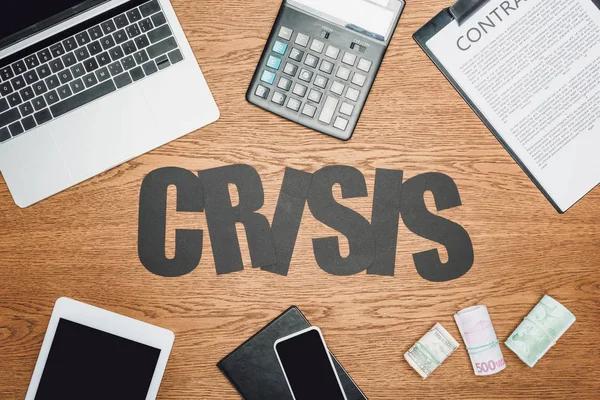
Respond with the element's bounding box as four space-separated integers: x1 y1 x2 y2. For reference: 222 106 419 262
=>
450 0 491 26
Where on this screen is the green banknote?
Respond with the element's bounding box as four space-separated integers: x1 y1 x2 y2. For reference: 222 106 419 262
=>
404 323 459 379
505 295 576 367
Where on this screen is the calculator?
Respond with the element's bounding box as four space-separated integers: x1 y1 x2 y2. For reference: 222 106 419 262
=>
247 0 405 140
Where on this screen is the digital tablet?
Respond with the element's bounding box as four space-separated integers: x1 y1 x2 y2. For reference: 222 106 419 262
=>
25 297 175 400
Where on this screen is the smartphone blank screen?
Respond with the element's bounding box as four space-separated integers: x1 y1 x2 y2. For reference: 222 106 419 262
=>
276 329 345 400
34 318 161 400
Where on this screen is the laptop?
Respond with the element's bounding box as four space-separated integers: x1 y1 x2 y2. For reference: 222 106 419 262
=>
0 0 219 208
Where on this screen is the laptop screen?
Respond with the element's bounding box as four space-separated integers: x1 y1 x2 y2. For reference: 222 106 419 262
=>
0 0 108 50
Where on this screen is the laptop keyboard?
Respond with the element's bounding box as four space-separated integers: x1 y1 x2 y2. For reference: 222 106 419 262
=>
0 0 184 144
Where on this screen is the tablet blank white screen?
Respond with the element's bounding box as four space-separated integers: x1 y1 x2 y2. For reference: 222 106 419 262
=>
34 318 161 400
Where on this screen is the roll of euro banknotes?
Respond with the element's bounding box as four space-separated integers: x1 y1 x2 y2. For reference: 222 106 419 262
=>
505 295 576 367
454 305 506 375
404 323 460 379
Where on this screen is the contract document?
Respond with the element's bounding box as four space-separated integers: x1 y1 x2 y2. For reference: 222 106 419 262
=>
418 0 600 212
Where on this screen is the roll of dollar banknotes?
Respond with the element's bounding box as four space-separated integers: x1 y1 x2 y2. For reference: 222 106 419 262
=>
505 295 576 368
404 323 459 379
454 305 506 376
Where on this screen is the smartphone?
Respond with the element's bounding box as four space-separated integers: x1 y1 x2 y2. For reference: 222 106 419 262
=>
274 327 347 400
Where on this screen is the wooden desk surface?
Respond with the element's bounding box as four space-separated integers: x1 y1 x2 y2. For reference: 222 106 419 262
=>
1 0 599 398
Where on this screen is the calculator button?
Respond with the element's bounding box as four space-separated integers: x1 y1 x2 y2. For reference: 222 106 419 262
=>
357 58 372 72
266 55 282 70
278 26 293 41
298 69 313 83
278 77 292 91
336 66 351 81
319 60 334 74
350 42 366 52
302 103 317 118
283 62 298 76
351 72 366 87
292 83 307 97
340 102 354 116
308 89 322 103
287 97 301 111
342 52 357 66
325 46 340 60
295 33 309 47
304 54 319 68
310 39 325 53
272 91 286 105
319 96 339 124
272 40 288 55
289 48 304 62
255 85 269 98
346 87 360 101
334 116 349 131
260 70 276 85
314 75 328 89
330 81 345 95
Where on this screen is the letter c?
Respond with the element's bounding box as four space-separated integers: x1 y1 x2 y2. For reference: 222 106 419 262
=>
457 36 471 51
138 167 204 277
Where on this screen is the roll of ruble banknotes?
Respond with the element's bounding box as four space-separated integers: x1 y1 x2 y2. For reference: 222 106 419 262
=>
505 295 576 368
404 323 460 379
454 305 506 376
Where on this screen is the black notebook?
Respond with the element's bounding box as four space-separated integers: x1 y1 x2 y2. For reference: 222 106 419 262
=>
217 306 367 400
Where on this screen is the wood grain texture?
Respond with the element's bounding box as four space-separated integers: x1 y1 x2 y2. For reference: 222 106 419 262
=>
1 0 599 399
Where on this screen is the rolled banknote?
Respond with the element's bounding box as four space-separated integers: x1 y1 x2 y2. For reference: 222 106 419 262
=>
505 295 576 368
404 323 460 379
454 305 506 376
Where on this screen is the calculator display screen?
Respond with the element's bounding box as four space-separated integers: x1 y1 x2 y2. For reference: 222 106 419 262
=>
288 0 402 42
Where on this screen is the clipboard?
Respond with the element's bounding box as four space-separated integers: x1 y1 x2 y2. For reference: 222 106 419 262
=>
413 0 600 213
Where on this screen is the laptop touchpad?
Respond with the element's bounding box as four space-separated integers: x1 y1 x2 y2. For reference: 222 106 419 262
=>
0 126 73 208
52 88 158 183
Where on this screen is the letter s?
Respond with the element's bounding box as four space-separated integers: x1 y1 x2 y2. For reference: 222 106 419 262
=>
401 173 474 282
308 166 375 276
138 167 204 277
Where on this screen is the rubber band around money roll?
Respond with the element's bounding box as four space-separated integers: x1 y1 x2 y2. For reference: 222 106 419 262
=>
524 315 557 347
414 342 442 366
465 340 500 355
